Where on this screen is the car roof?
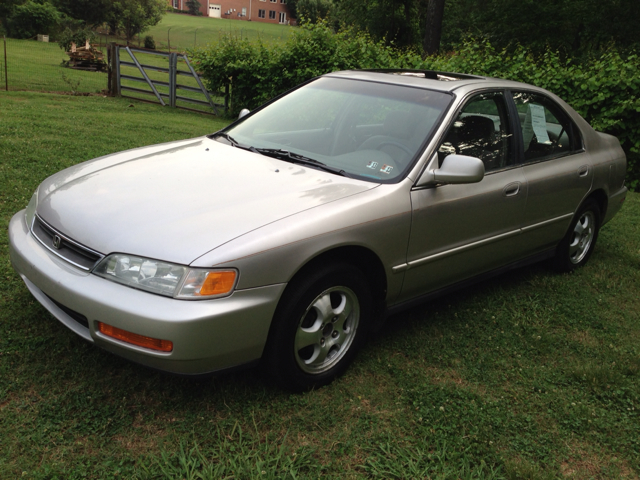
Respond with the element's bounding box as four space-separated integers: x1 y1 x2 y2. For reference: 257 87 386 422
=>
325 69 541 95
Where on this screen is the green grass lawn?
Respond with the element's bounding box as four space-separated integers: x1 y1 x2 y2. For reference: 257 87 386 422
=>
1 38 108 94
1 92 639 479
145 12 295 50
101 12 295 51
1 39 224 111
1 12 293 100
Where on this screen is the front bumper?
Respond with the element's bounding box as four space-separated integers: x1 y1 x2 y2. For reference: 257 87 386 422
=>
8 210 286 375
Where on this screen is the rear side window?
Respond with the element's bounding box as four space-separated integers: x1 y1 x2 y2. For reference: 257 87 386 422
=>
511 92 582 162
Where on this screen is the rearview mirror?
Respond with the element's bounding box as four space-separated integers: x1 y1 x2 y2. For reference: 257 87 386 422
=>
416 154 485 187
238 108 250 120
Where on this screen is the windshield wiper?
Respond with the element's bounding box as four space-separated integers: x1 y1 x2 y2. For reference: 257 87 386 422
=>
211 132 259 154
255 148 350 177
212 132 239 145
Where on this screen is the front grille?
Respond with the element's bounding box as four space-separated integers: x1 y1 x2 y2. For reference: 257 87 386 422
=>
31 215 104 271
46 295 90 329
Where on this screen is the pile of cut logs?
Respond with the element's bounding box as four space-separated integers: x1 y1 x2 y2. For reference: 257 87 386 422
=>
66 40 107 72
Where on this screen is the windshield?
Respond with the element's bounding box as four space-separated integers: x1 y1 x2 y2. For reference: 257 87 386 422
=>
222 77 452 182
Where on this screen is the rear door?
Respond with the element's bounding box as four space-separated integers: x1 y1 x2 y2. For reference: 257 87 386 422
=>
509 91 592 252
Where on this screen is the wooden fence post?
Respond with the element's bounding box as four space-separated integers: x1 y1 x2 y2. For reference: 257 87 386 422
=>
3 36 8 92
107 43 112 95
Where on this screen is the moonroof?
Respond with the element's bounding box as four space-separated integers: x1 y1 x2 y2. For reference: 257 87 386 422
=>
365 69 484 81
392 71 482 81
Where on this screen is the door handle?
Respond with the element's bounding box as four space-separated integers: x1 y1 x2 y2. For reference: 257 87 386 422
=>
578 165 589 177
503 182 521 197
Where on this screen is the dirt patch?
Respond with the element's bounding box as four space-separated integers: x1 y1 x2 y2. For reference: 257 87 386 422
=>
568 330 600 348
112 425 167 456
561 443 640 479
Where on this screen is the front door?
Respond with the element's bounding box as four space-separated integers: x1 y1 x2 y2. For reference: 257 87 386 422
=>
208 3 221 17
400 91 528 302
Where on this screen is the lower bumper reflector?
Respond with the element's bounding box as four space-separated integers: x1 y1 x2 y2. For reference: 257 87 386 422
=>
98 322 173 352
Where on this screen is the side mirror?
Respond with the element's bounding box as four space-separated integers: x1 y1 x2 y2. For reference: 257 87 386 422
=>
416 154 485 187
238 108 250 120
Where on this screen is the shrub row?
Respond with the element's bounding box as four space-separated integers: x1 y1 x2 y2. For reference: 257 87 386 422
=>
191 23 640 189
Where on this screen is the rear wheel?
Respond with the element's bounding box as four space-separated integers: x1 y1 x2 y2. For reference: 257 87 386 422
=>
552 199 601 272
265 263 372 391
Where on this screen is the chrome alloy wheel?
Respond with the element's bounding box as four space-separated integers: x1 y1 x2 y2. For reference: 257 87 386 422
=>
569 211 595 264
294 286 360 374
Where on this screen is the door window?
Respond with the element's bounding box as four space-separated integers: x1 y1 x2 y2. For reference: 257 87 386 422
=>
438 92 513 172
511 91 581 162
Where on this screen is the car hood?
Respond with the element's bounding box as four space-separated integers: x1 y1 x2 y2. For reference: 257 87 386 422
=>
36 137 377 265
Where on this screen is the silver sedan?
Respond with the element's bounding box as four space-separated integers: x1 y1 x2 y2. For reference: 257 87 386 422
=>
9 70 628 391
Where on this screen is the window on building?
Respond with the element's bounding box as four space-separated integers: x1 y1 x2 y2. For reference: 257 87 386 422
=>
279 12 286 23
173 0 179 8
258 9 265 17
241 7 246 16
269 10 276 19
280 0 286 3
270 0 277 3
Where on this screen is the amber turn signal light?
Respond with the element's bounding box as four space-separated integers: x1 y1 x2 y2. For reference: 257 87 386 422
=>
199 270 236 296
98 322 173 352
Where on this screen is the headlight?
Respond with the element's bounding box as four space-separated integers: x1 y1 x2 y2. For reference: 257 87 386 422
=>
25 188 38 229
93 254 237 300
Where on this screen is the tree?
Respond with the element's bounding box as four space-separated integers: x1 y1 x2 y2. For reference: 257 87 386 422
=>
108 0 166 44
186 0 201 15
287 0 299 18
422 0 444 56
439 0 640 54
6 0 61 39
331 0 426 50
53 0 111 27
1 0 24 32
296 0 332 24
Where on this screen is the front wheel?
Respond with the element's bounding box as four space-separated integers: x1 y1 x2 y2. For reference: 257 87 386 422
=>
264 263 373 391
552 199 601 272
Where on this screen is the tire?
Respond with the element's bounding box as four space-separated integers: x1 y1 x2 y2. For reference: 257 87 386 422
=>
552 199 601 272
264 263 373 392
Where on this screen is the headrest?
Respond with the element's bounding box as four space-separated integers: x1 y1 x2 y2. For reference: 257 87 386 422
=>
456 115 495 142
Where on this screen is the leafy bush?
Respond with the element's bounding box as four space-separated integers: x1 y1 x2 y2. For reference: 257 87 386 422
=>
144 34 156 49
57 25 96 51
191 24 640 188
7 0 62 39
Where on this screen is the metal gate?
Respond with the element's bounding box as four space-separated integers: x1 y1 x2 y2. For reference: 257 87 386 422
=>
109 44 225 115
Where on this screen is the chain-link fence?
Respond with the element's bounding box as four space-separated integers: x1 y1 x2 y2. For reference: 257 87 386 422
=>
1 36 109 94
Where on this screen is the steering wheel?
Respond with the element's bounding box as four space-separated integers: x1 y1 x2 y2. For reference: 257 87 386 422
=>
375 141 413 157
